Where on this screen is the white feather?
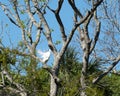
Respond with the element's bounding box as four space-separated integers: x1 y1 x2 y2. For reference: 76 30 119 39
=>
37 49 51 63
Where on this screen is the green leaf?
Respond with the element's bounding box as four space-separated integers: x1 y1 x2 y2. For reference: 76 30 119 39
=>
50 29 54 32
55 40 61 45
20 10 25 14
19 20 26 29
18 41 23 47
39 0 46 2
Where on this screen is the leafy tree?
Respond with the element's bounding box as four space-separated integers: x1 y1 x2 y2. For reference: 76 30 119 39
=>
103 74 120 96
0 1 103 96
1 0 120 96
58 47 113 96
56 46 80 96
0 47 25 96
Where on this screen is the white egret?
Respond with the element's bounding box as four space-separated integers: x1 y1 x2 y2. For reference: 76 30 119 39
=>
37 49 51 63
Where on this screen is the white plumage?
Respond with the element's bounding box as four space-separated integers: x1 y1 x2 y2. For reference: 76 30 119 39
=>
37 49 51 63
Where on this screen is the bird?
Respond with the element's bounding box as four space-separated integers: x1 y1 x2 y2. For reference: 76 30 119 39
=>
37 49 51 63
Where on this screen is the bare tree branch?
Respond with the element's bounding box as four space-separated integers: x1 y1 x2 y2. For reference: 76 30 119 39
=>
26 0 39 27
54 0 67 42
32 0 57 55
27 20 33 44
68 0 83 18
0 2 20 27
2 69 27 96
74 1 103 95
12 0 20 22
90 11 101 53
93 55 120 84
47 0 67 42
32 22 42 47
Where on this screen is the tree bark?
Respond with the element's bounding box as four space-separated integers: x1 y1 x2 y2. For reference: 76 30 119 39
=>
80 52 89 96
50 74 58 96
2 70 27 96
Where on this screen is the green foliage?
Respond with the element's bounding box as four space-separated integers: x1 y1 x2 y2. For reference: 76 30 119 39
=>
86 86 104 96
0 46 120 96
58 47 115 96
55 40 61 45
38 0 46 2
24 0 27 2
19 68 50 96
17 41 27 51
104 74 120 96
58 47 81 96
19 20 26 29
59 50 80 80
0 48 16 67
20 10 25 14
50 29 54 33
88 59 102 75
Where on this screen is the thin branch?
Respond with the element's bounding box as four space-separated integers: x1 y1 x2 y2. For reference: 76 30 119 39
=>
0 3 20 27
76 13 93 52
32 0 57 55
90 11 101 53
83 13 93 46
73 0 103 26
12 0 20 22
27 20 33 44
21 29 32 53
47 0 67 42
56 0 64 13
76 11 91 26
54 0 67 42
7 87 25 95
26 0 39 27
0 46 43 63
32 22 42 48
2 69 27 95
68 0 83 18
93 55 120 84
59 20 78 58
93 0 104 9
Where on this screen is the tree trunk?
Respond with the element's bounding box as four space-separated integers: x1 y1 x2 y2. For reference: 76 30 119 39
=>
80 50 89 96
80 73 87 96
50 74 58 96
20 92 27 96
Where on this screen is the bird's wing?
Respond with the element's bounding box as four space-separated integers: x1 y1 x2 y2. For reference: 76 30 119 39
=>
37 50 44 56
37 49 51 63
43 51 50 58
